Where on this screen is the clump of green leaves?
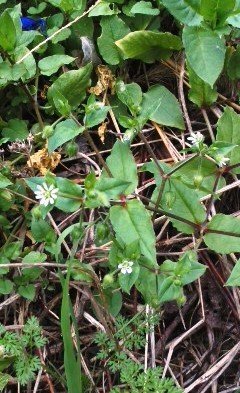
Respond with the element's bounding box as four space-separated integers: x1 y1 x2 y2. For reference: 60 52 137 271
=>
0 317 46 388
94 313 182 392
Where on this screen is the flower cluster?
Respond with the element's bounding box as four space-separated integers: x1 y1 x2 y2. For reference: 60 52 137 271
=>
34 183 58 206
214 154 230 167
118 260 134 275
187 132 204 148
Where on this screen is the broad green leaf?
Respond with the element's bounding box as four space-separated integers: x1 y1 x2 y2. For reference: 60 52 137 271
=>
119 263 140 294
38 55 75 76
95 178 131 199
104 290 122 316
188 64 218 107
48 26 71 43
116 31 182 63
105 140 138 194
0 279 13 295
0 173 12 188
204 214 240 253
227 46 240 81
28 2 47 14
47 63 92 110
227 2 240 27
55 178 83 212
170 156 226 197
130 1 160 15
183 26 226 87
200 0 235 25
216 106 240 174
161 0 203 26
139 85 185 129
2 119 28 141
89 1 119 16
48 119 84 153
116 81 142 114
110 200 157 264
226 259 240 286
0 11 16 51
157 179 206 234
97 16 130 65
18 284 36 300
157 276 182 304
22 251 47 264
31 218 56 243
84 104 110 128
177 252 206 284
136 267 158 305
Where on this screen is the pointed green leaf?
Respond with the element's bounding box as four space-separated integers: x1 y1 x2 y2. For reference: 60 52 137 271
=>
105 140 138 194
47 63 92 109
183 26 226 87
204 214 240 253
116 31 182 63
110 200 157 264
216 106 240 174
48 119 84 153
161 0 203 26
226 259 240 286
97 16 130 65
139 85 185 129
38 55 75 76
188 63 218 107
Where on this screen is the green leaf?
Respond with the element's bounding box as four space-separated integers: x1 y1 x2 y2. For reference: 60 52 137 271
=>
97 16 130 65
95 178 131 199
84 104 110 128
200 0 235 25
55 177 83 212
157 277 182 304
216 106 240 173
178 252 206 284
0 11 16 51
116 81 142 114
110 200 157 264
0 279 13 295
47 63 92 110
226 259 240 286
18 284 36 300
0 173 12 188
28 2 47 14
204 214 240 253
48 119 84 153
182 26 226 87
89 1 119 16
130 1 160 15
2 119 28 141
139 85 185 129
188 63 218 107
158 179 206 234
119 264 140 294
22 251 47 264
115 31 182 63
31 218 55 243
227 46 240 80
105 140 138 194
38 55 75 76
51 89 71 117
161 0 203 26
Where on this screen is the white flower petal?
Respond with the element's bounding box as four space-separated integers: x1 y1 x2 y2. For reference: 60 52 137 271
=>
36 184 44 191
42 182 48 190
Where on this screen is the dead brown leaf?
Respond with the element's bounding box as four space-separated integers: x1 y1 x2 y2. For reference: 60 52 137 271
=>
27 148 61 175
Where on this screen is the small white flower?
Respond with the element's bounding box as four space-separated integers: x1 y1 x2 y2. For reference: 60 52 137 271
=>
215 154 230 167
187 132 204 147
118 260 134 275
34 182 58 207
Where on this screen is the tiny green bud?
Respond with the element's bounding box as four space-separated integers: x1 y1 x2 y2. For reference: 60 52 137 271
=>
65 141 78 157
0 190 11 202
96 223 109 240
177 295 186 306
174 279 182 286
42 125 54 139
71 225 83 241
102 273 115 288
193 175 203 189
31 206 42 220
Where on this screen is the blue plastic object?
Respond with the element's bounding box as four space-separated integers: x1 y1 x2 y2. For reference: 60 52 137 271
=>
20 17 47 37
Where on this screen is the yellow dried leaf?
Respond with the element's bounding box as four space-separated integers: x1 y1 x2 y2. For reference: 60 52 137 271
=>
27 148 61 175
98 122 107 143
89 65 115 96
